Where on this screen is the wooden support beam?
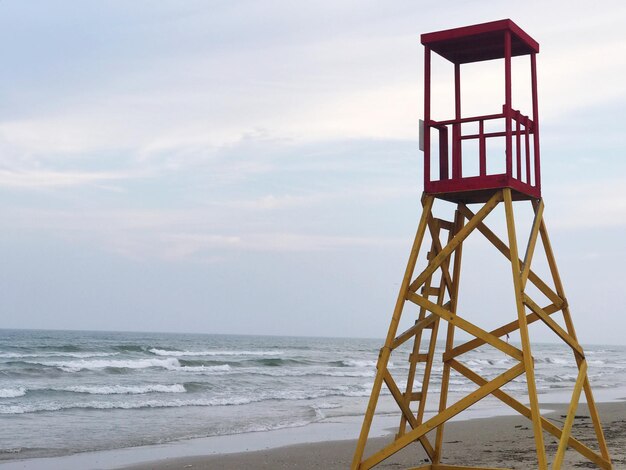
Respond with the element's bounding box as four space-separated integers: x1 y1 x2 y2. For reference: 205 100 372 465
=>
360 363 525 469
444 303 561 362
427 216 454 294
407 216 452 436
553 360 588 470
522 294 584 358
406 292 523 361
520 200 544 288
416 314 440 425
392 315 436 350
383 370 435 460
503 189 546 469
434 218 455 231
457 204 562 307
351 195 435 470
409 191 502 293
435 209 465 464
538 219 612 463
423 286 443 297
415 214 452 428
449 360 610 470
412 353 429 363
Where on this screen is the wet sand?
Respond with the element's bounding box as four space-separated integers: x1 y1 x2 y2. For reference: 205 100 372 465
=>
121 401 625 469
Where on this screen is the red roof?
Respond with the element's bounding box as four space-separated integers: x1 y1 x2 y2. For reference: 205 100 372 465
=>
421 19 539 64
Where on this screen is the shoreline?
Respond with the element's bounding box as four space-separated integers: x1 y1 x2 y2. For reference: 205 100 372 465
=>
123 401 624 470
1 400 623 469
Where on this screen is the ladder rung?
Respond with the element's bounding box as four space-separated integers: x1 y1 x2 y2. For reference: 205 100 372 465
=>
434 218 455 231
405 391 422 402
391 315 436 349
422 286 442 297
409 353 429 363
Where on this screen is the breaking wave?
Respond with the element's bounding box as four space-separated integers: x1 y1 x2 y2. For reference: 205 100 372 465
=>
0 387 26 398
149 348 283 357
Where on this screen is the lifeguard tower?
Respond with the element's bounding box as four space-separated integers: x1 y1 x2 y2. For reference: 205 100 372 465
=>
352 19 612 470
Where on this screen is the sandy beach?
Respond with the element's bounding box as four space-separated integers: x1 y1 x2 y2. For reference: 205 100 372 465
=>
120 401 625 469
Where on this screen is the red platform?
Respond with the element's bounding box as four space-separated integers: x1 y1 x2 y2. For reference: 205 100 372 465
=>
421 19 541 204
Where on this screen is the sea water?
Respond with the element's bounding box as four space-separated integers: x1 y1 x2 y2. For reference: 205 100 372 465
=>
0 329 625 462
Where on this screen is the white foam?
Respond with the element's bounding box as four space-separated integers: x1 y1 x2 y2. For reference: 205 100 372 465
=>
244 419 313 434
338 390 372 397
242 368 374 378
342 359 386 367
149 349 283 357
179 364 232 373
465 358 514 367
57 384 187 395
0 396 256 415
0 351 119 359
29 357 181 372
322 370 375 377
540 357 569 365
314 402 342 410
0 387 26 398
0 385 374 415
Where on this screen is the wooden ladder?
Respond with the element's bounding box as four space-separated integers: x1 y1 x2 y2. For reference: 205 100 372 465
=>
397 212 461 438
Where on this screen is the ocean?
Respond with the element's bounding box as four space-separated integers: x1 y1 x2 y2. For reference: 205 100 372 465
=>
1 329 625 464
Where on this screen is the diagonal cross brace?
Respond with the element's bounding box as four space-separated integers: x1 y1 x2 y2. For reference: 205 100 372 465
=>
449 359 611 470
384 370 435 460
456 204 562 307
408 191 502 294
359 363 525 469
443 302 562 362
406 292 523 361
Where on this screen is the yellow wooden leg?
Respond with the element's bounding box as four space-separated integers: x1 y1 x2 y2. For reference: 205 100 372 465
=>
360 363 525 469
538 218 612 464
552 360 588 469
434 209 465 464
503 189 547 470
351 195 435 470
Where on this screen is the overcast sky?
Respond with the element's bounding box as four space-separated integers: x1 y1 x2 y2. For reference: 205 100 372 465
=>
1 1 625 345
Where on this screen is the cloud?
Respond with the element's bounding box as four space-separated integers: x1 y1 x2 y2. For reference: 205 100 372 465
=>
0 168 142 189
160 232 402 258
2 2 624 198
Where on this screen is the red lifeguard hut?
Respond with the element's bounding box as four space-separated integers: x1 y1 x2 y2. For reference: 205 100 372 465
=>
422 19 540 204
352 20 612 470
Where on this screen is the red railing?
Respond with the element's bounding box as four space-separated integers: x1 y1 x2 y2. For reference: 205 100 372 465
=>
424 104 540 200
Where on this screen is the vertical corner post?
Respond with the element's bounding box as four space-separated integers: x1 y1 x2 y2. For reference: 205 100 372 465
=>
530 53 541 191
525 116 531 184
433 208 465 463
538 218 611 463
516 111 522 180
424 46 432 190
503 189 547 469
479 120 486 176
504 30 512 179
452 63 462 180
351 195 434 470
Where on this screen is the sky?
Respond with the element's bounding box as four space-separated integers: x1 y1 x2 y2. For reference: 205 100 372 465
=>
1 1 625 345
